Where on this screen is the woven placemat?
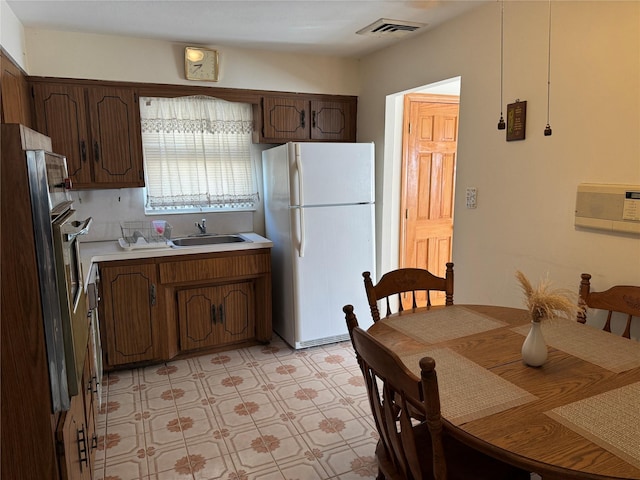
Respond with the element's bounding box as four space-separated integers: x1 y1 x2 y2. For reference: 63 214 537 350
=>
399 347 537 425
546 382 640 469
385 306 508 344
512 319 640 373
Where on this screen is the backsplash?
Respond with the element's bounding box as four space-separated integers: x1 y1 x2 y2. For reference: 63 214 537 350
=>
71 188 259 242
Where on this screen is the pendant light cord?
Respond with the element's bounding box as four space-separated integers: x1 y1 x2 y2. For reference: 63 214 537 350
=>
500 0 504 116
545 0 553 135
497 0 506 130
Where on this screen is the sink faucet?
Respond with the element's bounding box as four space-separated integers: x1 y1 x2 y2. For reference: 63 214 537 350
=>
195 218 206 234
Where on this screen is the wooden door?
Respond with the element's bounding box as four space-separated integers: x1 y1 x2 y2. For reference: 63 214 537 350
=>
32 83 93 185
178 282 254 351
86 87 144 187
101 263 158 366
1 52 33 127
400 94 458 306
262 96 309 141
57 393 92 480
178 286 219 351
310 99 356 141
217 282 254 345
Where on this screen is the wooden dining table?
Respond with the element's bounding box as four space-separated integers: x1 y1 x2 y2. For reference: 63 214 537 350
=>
366 304 640 480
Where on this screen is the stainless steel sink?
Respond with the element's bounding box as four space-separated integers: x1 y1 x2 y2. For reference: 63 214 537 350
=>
170 234 248 247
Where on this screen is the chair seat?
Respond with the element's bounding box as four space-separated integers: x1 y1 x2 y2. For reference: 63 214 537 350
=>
376 424 530 480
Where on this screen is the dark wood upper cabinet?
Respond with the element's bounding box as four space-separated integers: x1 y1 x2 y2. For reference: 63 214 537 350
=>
32 82 144 189
1 51 33 127
86 87 144 187
260 95 356 143
310 98 356 141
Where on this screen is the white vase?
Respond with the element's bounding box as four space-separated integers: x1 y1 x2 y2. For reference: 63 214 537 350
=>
521 320 548 367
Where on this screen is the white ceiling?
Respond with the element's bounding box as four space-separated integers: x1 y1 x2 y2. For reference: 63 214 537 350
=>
7 0 487 58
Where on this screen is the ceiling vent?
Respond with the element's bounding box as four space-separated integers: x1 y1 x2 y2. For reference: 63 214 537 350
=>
356 18 427 38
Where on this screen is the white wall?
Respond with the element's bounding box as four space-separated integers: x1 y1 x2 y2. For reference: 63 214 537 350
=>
23 28 360 95
358 1 640 317
0 0 27 67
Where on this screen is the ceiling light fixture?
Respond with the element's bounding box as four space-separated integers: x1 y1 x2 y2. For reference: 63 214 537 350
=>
544 0 553 136
497 0 505 130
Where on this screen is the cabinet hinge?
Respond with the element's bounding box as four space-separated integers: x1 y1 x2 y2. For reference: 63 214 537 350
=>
134 93 138 103
408 123 412 135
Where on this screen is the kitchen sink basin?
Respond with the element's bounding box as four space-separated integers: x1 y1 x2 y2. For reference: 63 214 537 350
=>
170 234 248 247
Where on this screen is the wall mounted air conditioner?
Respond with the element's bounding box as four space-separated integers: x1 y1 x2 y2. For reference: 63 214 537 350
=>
575 183 640 234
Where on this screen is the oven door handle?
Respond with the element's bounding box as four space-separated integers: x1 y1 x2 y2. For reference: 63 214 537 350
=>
64 217 93 242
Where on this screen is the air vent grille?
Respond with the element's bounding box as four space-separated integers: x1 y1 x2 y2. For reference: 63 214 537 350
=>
356 18 427 38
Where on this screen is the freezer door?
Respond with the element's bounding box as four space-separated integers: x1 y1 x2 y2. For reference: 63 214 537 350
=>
290 143 374 206
291 203 375 347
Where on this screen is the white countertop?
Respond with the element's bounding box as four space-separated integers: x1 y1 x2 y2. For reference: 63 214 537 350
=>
80 232 272 288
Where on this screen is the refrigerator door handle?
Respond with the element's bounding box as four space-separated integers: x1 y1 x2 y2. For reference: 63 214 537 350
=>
295 146 306 257
298 206 306 257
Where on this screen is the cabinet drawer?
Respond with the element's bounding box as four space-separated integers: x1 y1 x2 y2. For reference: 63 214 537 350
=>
159 251 271 284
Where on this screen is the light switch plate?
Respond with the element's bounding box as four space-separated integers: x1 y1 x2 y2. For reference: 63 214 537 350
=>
466 187 477 209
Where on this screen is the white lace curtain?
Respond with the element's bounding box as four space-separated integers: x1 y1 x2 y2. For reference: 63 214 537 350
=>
140 95 258 210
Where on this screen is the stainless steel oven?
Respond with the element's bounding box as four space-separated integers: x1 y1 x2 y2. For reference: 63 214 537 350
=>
27 148 92 410
53 210 93 396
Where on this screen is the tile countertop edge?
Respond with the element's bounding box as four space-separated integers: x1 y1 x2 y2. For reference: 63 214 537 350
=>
80 232 273 289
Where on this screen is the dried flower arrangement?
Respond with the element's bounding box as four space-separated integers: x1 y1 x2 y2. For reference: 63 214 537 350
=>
515 270 579 322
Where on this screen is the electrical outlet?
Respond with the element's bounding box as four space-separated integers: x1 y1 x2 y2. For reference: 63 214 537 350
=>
466 187 477 209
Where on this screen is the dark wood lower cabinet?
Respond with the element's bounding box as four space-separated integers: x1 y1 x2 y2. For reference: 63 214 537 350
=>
100 262 160 367
57 392 92 480
99 249 272 371
178 281 255 351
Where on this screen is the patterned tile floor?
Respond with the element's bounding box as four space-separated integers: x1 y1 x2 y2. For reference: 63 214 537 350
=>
93 336 380 480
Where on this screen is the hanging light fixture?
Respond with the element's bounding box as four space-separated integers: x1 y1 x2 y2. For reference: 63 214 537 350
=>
497 0 506 130
544 0 553 136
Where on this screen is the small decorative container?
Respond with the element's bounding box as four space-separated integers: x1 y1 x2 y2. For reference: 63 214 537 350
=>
521 320 548 367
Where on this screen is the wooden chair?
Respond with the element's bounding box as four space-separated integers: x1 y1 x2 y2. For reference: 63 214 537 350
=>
343 305 529 480
577 273 640 339
363 263 454 323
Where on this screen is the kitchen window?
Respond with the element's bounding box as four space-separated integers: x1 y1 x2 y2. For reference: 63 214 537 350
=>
140 95 258 213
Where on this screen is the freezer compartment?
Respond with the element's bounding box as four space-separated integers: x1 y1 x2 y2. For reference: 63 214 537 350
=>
288 142 375 207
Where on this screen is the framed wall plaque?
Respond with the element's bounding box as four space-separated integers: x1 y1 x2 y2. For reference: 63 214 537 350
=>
506 100 527 141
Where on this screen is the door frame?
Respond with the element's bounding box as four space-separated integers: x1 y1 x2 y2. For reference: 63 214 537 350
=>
376 76 461 283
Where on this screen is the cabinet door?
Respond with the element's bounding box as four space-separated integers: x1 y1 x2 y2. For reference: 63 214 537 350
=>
262 96 310 141
32 83 93 185
57 393 92 480
86 87 144 187
1 52 33 127
310 99 356 142
218 282 255 345
101 263 158 366
178 282 254 351
178 286 219 351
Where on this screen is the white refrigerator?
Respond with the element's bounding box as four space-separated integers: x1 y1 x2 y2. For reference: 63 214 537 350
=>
262 142 376 349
